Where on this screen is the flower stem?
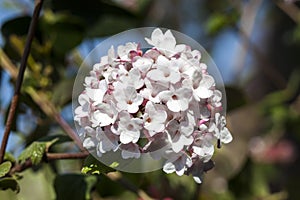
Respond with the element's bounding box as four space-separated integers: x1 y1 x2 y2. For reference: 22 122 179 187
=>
0 0 44 164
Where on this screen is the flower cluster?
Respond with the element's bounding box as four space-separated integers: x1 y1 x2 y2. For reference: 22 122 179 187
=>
74 28 232 183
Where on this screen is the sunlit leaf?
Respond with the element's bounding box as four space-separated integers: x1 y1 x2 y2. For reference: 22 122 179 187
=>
205 12 239 35
18 138 58 165
0 161 12 178
82 155 116 175
4 153 16 163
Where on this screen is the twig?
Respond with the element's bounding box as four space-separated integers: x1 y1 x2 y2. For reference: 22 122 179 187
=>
53 114 85 151
24 87 85 151
46 152 89 160
0 0 44 163
8 152 154 200
237 27 287 89
0 48 85 152
276 0 300 24
192 184 202 200
0 48 18 78
106 172 154 200
9 152 89 175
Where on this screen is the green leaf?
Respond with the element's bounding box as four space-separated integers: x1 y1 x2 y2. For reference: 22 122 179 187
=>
39 10 85 57
54 174 97 200
18 142 46 165
51 0 135 25
1 16 31 39
225 86 247 111
51 78 74 106
0 178 20 193
18 138 58 165
0 161 12 178
4 153 16 163
86 15 137 38
37 134 72 145
81 155 116 175
205 12 239 35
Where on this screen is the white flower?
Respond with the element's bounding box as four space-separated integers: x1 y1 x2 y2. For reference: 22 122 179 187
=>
90 103 117 127
140 78 168 103
119 68 144 89
113 86 143 113
143 132 170 160
143 101 167 137
213 113 233 144
166 120 193 153
84 76 98 88
159 87 193 112
86 79 108 105
102 67 120 84
117 42 138 60
145 28 185 57
132 57 153 75
120 143 141 159
97 126 119 157
117 111 143 144
192 141 214 162
82 126 98 150
186 158 214 184
209 90 222 108
74 28 232 184
94 46 116 69
74 93 91 127
163 152 192 176
74 93 90 119
181 66 202 89
146 55 181 84
194 74 215 100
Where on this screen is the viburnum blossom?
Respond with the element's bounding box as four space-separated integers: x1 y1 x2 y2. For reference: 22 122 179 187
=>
74 28 233 184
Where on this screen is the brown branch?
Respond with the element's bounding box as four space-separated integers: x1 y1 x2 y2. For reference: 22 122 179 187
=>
46 152 89 160
8 152 154 200
0 49 85 152
276 0 300 24
53 114 85 151
237 27 287 89
24 87 85 151
0 0 44 163
0 48 18 78
9 152 89 174
106 172 154 200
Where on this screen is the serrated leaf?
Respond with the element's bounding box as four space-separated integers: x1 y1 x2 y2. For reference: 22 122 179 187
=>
18 138 58 165
82 155 116 175
54 174 97 200
0 161 12 178
0 178 20 193
18 142 46 165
